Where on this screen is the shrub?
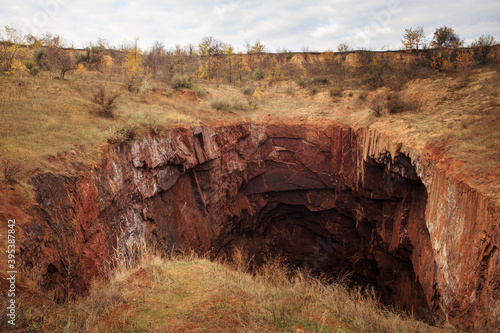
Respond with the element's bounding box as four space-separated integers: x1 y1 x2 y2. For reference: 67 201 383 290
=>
242 85 255 96
210 97 231 111
108 123 138 144
192 84 206 98
387 93 422 114
311 77 329 85
210 96 248 112
251 69 264 80
329 87 343 97
370 101 384 117
310 86 320 95
0 158 25 184
93 87 120 118
358 91 368 102
23 59 40 76
171 74 192 89
429 52 454 72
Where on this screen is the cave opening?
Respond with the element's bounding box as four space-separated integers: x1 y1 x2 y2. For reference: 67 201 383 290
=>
26 125 436 320
203 136 434 317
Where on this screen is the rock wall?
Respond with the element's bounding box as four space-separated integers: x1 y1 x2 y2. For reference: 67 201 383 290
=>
18 122 500 328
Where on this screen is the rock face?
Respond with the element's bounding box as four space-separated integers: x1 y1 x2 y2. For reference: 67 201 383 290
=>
17 123 499 328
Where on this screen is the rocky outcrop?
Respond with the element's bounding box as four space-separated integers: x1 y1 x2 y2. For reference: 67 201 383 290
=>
16 122 500 328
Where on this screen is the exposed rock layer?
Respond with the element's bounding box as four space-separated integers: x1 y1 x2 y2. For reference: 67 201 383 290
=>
16 123 500 328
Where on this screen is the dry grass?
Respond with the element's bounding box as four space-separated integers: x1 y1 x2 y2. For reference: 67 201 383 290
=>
2 67 498 202
1 238 458 333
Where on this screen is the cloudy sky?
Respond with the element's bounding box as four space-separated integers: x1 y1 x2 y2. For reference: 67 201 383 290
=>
2 0 499 52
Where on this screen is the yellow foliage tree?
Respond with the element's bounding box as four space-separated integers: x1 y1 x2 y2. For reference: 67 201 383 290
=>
234 54 250 83
267 57 284 83
223 43 235 83
0 26 29 76
122 43 144 91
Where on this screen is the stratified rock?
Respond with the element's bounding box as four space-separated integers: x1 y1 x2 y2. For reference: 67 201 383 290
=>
11 122 499 329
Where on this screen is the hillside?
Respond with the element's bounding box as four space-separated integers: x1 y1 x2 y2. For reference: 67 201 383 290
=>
3 247 459 332
0 47 499 332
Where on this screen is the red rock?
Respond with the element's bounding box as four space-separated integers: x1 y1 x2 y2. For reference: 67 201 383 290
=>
9 123 499 329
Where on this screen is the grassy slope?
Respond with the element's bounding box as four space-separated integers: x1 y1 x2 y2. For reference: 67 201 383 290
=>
1 67 498 201
5 250 456 333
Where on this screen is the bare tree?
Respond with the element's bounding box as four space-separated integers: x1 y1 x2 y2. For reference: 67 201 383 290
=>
147 41 165 75
44 34 76 79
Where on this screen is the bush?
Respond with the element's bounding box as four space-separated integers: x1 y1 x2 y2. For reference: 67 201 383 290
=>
311 77 329 85
387 93 422 114
108 123 138 144
329 87 343 97
1 158 25 184
251 69 264 80
23 59 40 76
171 74 192 89
210 96 248 112
310 86 320 95
192 84 206 98
93 87 120 118
242 85 255 95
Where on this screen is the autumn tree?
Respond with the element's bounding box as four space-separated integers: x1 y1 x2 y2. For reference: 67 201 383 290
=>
471 35 496 64
81 37 109 70
234 53 250 83
267 56 284 83
209 56 225 87
185 43 197 56
121 39 144 91
198 36 223 56
44 34 76 79
173 44 187 75
401 26 425 50
0 26 29 75
337 42 351 52
223 43 235 83
431 26 463 48
245 40 266 54
146 41 165 75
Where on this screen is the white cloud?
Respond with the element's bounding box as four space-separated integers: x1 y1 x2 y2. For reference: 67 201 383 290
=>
1 0 499 51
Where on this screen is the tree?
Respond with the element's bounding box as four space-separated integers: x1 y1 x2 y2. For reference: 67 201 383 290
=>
245 40 266 54
431 26 463 48
401 26 425 50
198 36 223 56
234 53 250 83
173 44 187 75
146 41 165 75
223 43 235 83
121 39 144 91
337 42 351 52
44 34 76 79
471 35 496 64
0 26 28 75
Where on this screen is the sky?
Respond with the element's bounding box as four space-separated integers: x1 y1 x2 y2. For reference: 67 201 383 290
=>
1 0 500 52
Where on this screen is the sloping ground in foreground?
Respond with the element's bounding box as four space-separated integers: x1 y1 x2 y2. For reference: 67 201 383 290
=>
6 251 457 333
